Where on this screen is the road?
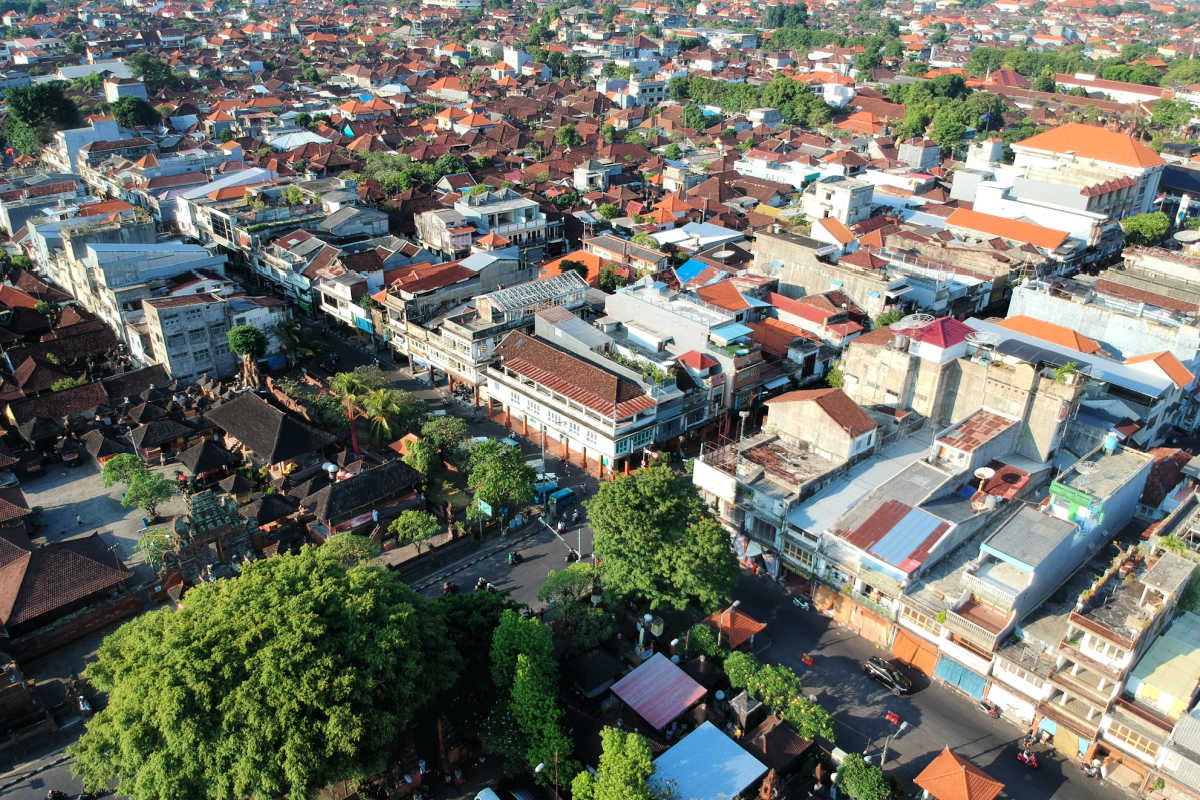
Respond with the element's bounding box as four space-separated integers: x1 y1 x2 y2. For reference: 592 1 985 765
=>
734 575 1131 800
0 328 1134 800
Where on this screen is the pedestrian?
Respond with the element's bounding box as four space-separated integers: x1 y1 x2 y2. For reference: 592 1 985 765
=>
75 513 82 526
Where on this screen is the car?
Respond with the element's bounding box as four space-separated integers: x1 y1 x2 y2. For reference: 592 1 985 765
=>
863 657 912 695
475 788 536 800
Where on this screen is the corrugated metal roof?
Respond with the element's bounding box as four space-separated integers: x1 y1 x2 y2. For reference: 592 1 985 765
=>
611 652 706 730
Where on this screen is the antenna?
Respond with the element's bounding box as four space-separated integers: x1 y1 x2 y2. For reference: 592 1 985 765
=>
974 466 996 493
1075 460 1099 488
890 312 934 332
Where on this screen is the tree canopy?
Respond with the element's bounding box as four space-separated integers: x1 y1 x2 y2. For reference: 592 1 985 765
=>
126 52 181 94
71 540 458 800
1122 211 1170 246
586 465 738 611
111 96 159 128
467 440 536 523
571 727 655 800
838 753 891 800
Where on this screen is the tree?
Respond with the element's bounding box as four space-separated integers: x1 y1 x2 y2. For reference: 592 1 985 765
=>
681 103 707 130
389 509 440 552
874 309 903 328
433 153 466 177
121 471 174 518
558 259 589 280
838 753 891 800
763 3 807 27
571 728 655 800
602 2 618 22
825 362 844 388
601 123 615 143
421 415 469 455
51 376 87 392
565 53 585 80
902 61 928 77
555 124 582 148
135 526 172 569
1122 211 1170 245
630 233 658 250
359 387 425 447
403 438 439 481
586 465 738 611
467 440 536 526
227 325 268 388
70 540 458 800
320 531 382 566
596 202 620 220
111 96 159 128
283 185 305 206
724 650 760 689
598 267 622 293
126 52 180 94
5 82 81 129
927 109 966 149
102 453 149 488
273 319 317 367
1152 98 1192 130
33 299 52 316
664 142 682 160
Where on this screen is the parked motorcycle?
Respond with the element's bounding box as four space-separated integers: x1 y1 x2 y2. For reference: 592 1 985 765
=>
1017 749 1039 769
792 596 811 611
1080 760 1100 778
978 700 1000 718
507 551 523 565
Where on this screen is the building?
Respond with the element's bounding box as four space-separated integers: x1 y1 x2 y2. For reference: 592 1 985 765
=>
453 187 564 262
42 116 128 175
800 176 873 225
1008 123 1166 218
485 329 662 478
140 293 288 382
102 77 147 102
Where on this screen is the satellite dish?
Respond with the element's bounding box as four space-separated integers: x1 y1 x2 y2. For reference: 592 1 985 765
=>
891 313 934 332
1174 230 1200 243
965 330 999 347
974 467 996 481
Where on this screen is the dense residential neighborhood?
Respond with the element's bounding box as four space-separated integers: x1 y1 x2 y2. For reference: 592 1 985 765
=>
3 0 1200 799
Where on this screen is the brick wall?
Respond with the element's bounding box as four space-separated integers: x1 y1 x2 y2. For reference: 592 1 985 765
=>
10 593 144 662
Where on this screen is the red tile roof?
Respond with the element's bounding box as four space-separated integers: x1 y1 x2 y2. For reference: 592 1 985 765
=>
1125 351 1196 389
914 747 1004 800
766 387 876 437
0 532 131 626
946 208 1070 250
695 279 749 312
910 317 972 348
677 350 718 371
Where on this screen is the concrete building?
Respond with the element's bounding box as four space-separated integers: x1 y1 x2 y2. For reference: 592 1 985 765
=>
42 116 127 175
800 175 873 225
453 187 564 262
140 293 288 382
102 77 147 103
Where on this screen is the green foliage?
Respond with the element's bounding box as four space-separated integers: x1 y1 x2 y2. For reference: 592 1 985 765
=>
722 651 834 739
874 310 903 329
71 543 457 800
681 103 707 130
3 82 81 153
825 362 844 388
111 96 159 128
126 52 180 94
403 438 439 480
559 259 589 280
1152 98 1193 130
555 124 582 148
1122 211 1171 246
102 453 149 488
838 753 891 800
121 471 175 517
586 465 738 611
571 728 654 800
565 53 585 80
51 376 87 392
226 325 268 359
596 202 620 220
630 233 659 250
1100 62 1161 86
903 61 928 77
467 439 536 523
283 185 305 206
664 142 682 160
135 527 172 569
388 509 440 551
33 299 53 316
724 650 760 689
358 387 426 447
762 3 806 27
272 320 317 366
319 532 382 566
421 415 469 455
598 267 623 293
683 622 726 659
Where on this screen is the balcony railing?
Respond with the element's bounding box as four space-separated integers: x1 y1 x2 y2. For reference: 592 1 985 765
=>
851 590 897 621
944 609 999 652
962 571 1018 610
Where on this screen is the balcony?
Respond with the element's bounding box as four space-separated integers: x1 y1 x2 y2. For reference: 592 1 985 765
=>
1038 693 1103 739
1051 662 1117 708
962 570 1019 610
944 607 1000 653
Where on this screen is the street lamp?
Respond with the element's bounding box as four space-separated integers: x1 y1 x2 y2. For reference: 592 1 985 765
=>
534 753 559 800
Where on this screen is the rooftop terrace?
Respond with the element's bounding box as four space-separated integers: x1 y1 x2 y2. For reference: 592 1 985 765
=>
1055 445 1153 502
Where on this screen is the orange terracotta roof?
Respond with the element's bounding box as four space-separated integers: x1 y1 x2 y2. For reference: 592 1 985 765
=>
1125 351 1196 389
702 605 766 649
915 747 1004 800
945 208 1069 250
815 216 854 245
996 315 1102 354
695 279 749 312
1014 123 1165 169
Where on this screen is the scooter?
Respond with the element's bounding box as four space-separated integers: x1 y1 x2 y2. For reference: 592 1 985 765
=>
442 582 457 595
1017 749 1039 769
507 551 523 565
792 595 810 611
978 700 1000 718
1080 760 1100 778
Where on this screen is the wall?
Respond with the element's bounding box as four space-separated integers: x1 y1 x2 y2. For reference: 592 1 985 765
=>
765 399 854 460
9 593 143 662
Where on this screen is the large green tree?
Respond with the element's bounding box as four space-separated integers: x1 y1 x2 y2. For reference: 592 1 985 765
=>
126 52 181 94
227 325 268 388
571 727 655 800
586 465 738 611
102 452 149 488
1122 210 1170 246
838 753 891 800
111 96 159 128
467 440 535 525
420 415 469 455
71 540 458 800
121 471 175 517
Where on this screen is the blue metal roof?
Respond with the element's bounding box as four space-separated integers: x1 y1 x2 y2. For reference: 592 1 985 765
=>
711 322 753 342
869 506 944 567
675 258 708 285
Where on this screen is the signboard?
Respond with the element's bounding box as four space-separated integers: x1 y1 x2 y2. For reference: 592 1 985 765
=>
478 500 493 518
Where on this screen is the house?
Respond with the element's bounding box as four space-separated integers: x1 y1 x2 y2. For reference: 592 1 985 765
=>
205 392 335 477
302 460 424 539
139 294 288 382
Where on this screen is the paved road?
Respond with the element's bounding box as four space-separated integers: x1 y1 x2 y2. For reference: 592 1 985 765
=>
734 575 1132 800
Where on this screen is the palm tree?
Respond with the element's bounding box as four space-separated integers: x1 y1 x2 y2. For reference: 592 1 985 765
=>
274 320 317 367
359 387 402 448
329 371 371 399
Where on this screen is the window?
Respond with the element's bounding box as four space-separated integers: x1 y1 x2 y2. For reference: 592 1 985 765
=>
781 539 813 569
585 430 597 444
996 660 1043 688
193 348 211 362
1108 722 1159 758
548 411 563 426
902 606 940 635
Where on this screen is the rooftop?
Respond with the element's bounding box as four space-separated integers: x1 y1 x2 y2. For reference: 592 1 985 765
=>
1055 445 1153 502
936 410 1018 454
983 505 1077 570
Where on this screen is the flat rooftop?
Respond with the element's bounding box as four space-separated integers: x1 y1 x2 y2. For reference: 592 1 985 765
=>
739 434 845 491
936 410 1017 454
1056 445 1153 501
983 505 1076 569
